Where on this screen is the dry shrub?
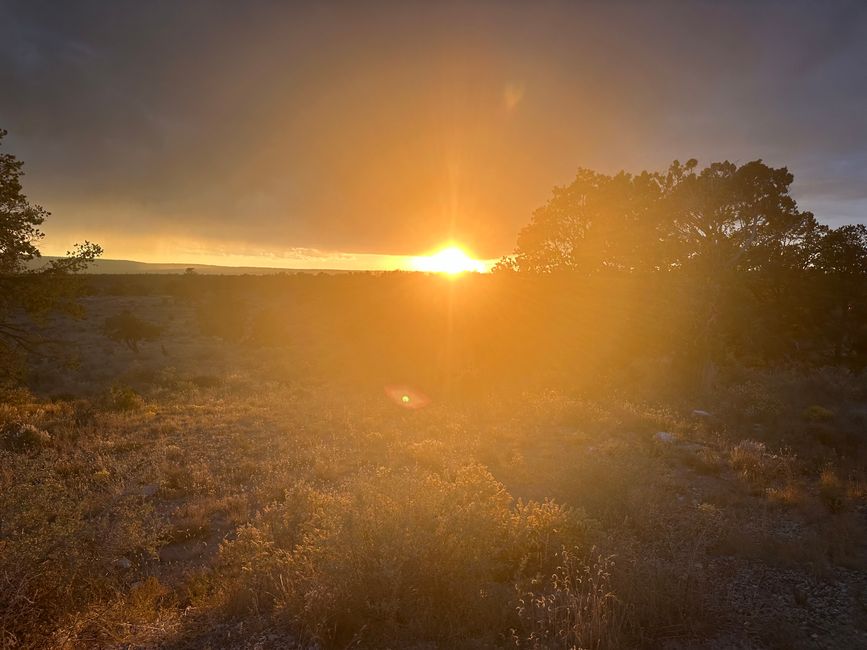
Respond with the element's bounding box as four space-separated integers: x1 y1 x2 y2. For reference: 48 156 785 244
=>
0 401 90 450
819 465 846 513
105 384 145 412
846 477 867 503
50 576 178 648
217 464 590 647
680 446 724 475
730 439 767 481
604 495 724 644
802 405 835 423
0 421 51 452
513 548 625 650
159 460 215 498
766 483 806 508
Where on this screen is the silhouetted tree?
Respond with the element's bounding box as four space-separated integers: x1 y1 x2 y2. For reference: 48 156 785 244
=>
500 157 867 377
503 169 667 274
811 224 867 365
662 160 817 274
503 159 818 277
813 224 867 275
0 129 102 364
104 310 161 352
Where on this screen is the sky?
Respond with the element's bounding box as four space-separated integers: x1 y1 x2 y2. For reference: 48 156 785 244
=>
1 0 866 270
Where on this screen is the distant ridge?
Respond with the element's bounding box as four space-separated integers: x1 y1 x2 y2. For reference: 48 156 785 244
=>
27 257 353 275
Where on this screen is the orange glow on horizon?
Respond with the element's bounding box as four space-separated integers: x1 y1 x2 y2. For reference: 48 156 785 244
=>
38 234 499 273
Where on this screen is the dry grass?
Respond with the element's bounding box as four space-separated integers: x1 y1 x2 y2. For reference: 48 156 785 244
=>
2 291 866 648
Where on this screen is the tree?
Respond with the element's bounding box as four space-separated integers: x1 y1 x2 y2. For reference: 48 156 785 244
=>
810 224 867 365
503 168 667 274
499 158 848 382
662 159 817 274
0 128 53 276
0 128 102 361
104 310 161 353
502 159 817 277
812 223 867 275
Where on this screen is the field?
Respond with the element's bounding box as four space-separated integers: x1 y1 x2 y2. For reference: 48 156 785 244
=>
2 274 867 649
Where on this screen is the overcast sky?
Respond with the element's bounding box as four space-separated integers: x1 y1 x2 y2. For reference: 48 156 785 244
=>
2 0 866 268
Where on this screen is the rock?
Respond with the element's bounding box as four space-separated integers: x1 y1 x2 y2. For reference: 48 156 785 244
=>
692 409 713 418
655 431 675 443
113 557 132 570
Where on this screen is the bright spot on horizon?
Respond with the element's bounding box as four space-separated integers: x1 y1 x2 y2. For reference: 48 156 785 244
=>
410 246 488 274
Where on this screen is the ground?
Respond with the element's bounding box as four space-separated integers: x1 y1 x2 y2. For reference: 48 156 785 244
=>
2 292 866 649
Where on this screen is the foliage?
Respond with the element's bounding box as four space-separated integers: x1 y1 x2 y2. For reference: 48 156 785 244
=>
1 352 865 647
496 159 867 373
504 159 821 276
0 128 102 359
513 548 624 649
217 466 587 647
103 310 161 352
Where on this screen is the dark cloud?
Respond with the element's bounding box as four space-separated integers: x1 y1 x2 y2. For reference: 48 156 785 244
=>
1 0 866 260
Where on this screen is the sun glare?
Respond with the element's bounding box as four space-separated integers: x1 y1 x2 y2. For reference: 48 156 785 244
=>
410 246 487 274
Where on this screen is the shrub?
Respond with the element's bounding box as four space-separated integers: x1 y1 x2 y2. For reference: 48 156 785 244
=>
105 385 144 412
730 439 767 481
217 465 589 647
513 548 624 650
103 310 161 352
802 405 835 423
0 421 51 452
819 465 846 513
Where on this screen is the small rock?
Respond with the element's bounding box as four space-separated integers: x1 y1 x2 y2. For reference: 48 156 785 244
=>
113 557 132 570
692 409 712 418
655 431 675 443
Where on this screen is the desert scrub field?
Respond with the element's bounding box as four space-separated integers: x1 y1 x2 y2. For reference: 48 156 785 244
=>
1 288 867 649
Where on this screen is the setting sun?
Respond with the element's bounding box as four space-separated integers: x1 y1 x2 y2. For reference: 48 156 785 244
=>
4 3 866 648
410 246 488 274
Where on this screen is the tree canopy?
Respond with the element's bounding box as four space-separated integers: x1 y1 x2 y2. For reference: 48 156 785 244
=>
498 159 844 277
497 158 867 371
0 128 102 359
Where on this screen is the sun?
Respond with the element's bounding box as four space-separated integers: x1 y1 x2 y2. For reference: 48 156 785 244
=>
410 246 487 275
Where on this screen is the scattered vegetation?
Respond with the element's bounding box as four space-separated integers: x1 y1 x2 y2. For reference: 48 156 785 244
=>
2 345 864 648
1 131 865 647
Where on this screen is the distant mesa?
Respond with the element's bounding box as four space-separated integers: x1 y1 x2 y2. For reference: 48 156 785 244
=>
26 257 352 275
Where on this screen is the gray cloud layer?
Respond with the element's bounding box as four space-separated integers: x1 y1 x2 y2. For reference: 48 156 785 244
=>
1 0 866 258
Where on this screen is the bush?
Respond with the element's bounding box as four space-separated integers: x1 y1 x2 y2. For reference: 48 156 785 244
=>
730 439 767 480
803 405 835 423
105 385 144 412
513 548 624 650
819 465 846 513
0 421 51 452
217 465 589 647
103 310 161 352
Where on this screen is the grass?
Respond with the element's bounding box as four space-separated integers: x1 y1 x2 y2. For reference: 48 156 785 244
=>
1 290 866 648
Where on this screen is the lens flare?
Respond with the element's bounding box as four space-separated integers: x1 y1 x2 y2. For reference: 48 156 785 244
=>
385 385 430 409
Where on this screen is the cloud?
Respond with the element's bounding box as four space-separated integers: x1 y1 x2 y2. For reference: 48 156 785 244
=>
1 1 866 264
